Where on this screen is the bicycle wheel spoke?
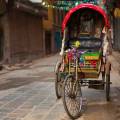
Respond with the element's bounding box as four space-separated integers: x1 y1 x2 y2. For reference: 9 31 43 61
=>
63 75 83 119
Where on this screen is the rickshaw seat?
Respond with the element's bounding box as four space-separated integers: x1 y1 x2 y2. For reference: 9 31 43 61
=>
67 37 103 50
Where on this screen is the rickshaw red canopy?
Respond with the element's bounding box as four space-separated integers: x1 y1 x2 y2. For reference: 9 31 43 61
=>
62 3 110 31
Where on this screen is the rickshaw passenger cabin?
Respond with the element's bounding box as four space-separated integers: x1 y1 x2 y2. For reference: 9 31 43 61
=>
60 4 110 78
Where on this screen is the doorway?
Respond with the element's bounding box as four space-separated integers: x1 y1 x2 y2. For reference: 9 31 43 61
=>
55 31 61 52
45 31 51 55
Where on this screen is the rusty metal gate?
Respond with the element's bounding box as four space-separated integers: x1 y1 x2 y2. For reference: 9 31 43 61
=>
113 18 120 51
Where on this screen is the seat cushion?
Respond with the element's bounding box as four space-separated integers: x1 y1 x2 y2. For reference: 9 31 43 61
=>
68 37 102 49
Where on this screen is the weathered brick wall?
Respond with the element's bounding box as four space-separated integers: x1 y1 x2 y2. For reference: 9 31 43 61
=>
8 8 44 63
1 14 11 63
113 18 120 51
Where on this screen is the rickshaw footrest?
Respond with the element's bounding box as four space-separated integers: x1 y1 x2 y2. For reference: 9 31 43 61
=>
88 80 104 90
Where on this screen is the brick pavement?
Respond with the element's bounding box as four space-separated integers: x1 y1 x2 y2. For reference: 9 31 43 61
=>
0 82 56 120
0 54 63 120
0 53 119 120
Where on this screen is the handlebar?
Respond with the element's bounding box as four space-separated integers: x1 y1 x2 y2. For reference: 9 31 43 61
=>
67 47 88 59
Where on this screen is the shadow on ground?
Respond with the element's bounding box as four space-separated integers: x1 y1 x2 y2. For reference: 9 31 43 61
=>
0 72 55 90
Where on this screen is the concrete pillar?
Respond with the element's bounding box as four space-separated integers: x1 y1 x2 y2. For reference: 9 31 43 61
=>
1 14 11 64
51 28 55 53
43 29 46 56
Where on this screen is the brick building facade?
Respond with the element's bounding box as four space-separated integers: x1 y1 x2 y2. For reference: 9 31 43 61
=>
0 0 47 64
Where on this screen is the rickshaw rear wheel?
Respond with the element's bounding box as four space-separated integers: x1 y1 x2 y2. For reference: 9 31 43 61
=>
55 62 62 99
62 74 83 119
102 71 105 81
106 73 110 101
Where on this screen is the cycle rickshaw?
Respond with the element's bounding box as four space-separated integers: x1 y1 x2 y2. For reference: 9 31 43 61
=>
55 2 112 119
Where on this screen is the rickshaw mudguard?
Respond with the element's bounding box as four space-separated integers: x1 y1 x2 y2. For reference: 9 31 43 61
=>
62 3 110 32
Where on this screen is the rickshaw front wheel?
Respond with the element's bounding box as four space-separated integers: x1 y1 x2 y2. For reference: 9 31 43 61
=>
62 74 83 119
